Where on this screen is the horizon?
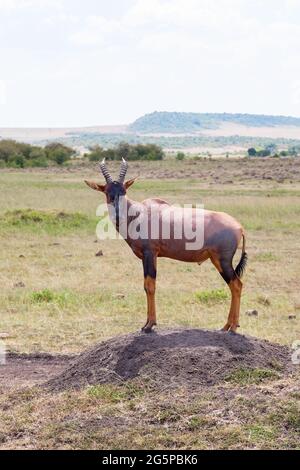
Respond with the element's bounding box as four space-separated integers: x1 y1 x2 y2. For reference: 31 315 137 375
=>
1 110 300 130
1 0 300 127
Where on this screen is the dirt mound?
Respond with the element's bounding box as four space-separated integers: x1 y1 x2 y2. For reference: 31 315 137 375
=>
46 329 293 392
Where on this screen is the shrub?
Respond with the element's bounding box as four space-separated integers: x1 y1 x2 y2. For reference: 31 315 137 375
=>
0 139 75 167
176 152 185 160
248 147 257 157
87 142 164 161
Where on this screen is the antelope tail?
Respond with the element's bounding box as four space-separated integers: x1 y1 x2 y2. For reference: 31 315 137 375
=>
235 233 248 279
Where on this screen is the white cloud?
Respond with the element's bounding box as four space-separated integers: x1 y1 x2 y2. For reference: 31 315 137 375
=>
291 80 300 105
0 0 62 9
125 0 241 29
44 13 79 26
1 0 300 125
0 80 7 105
70 0 247 48
70 15 120 46
139 30 208 55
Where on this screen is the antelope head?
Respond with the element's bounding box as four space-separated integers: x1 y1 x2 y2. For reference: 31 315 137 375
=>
85 158 137 226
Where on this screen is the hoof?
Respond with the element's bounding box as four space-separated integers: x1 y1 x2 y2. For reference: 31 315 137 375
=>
221 325 230 332
221 324 240 333
142 327 154 334
141 323 156 334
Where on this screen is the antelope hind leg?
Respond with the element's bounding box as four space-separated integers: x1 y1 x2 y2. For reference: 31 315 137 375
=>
141 251 157 333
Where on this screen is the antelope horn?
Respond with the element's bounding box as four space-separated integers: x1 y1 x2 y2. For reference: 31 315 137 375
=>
118 157 128 184
99 158 113 184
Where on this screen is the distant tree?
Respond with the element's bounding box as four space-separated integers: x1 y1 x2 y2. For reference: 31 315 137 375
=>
29 147 47 161
176 151 185 160
102 148 117 161
51 150 66 165
45 142 74 158
288 146 299 156
45 142 75 164
86 142 164 162
0 140 22 163
8 153 25 168
87 145 104 161
132 144 164 161
257 149 271 157
247 147 257 157
116 142 130 160
0 139 75 167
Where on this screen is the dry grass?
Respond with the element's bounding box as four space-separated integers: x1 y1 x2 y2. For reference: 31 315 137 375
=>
0 160 299 449
0 376 299 449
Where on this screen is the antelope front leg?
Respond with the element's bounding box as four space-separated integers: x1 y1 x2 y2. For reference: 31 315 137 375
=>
141 251 157 333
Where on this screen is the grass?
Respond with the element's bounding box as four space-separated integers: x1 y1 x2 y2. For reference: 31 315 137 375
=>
0 209 97 235
225 368 280 385
0 160 299 449
87 383 144 402
253 252 279 262
0 165 299 351
0 379 299 449
195 288 228 305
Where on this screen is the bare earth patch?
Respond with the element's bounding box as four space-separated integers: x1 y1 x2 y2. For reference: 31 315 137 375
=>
45 329 293 392
0 353 73 389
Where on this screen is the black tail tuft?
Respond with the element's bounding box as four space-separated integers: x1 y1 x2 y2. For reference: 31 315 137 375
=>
235 252 248 279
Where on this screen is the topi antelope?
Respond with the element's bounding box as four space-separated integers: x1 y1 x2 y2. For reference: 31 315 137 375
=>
85 159 247 333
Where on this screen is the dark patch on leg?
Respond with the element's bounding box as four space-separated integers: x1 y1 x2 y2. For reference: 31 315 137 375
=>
142 250 157 279
219 257 236 285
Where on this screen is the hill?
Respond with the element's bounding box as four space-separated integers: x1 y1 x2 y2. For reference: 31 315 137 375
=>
130 111 300 133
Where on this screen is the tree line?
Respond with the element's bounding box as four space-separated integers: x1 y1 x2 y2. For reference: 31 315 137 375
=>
248 144 300 158
0 140 75 168
0 140 165 168
86 142 164 161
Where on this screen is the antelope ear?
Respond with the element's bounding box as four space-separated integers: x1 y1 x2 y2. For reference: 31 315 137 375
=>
124 177 138 190
84 180 106 192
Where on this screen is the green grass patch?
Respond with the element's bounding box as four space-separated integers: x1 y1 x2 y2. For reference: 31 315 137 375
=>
30 289 56 303
30 289 82 306
253 252 279 262
247 424 278 443
188 416 214 430
87 383 144 403
225 368 280 385
0 209 97 235
268 401 300 432
195 288 229 305
28 289 110 311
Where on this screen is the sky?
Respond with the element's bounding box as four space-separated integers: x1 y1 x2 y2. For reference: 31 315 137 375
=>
0 0 300 127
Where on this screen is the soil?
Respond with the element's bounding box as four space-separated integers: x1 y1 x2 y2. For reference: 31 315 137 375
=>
0 329 294 393
0 353 73 389
44 329 293 392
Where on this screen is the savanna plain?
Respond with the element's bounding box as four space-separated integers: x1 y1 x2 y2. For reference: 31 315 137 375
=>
0 158 299 450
